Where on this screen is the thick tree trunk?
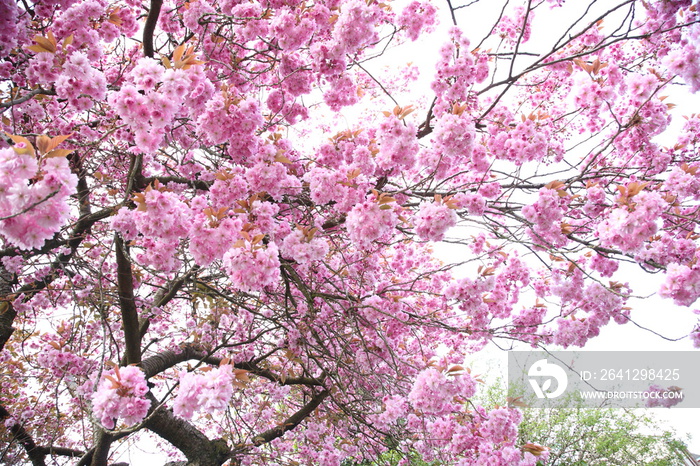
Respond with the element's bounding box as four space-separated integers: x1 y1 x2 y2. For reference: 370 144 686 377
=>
0 263 16 351
145 395 231 466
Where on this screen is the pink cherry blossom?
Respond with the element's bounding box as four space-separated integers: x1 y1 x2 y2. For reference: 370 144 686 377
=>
92 366 150 429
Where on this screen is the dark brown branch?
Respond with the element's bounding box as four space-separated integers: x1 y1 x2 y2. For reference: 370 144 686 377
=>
445 0 458 26
508 0 533 78
139 345 214 378
0 405 46 466
125 154 145 199
152 268 199 310
144 394 230 466
0 405 82 465
416 97 436 139
142 176 212 191
139 346 325 387
89 431 114 466
69 151 92 220
115 234 142 365
76 432 131 466
0 264 17 352
0 87 56 109
143 0 164 58
37 446 84 458
251 389 329 446
139 267 200 338
322 214 346 231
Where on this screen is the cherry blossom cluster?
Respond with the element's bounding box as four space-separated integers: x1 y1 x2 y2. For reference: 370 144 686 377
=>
431 28 489 112
397 1 437 41
53 0 137 53
452 192 487 216
109 59 196 154
303 165 370 213
597 190 667 254
659 263 700 307
37 343 92 379
0 0 22 57
664 164 700 201
0 147 78 250
425 111 478 179
413 201 457 242
111 185 191 271
196 94 263 162
173 366 235 420
92 366 150 429
489 118 564 165
408 368 476 416
345 195 399 249
547 265 630 348
521 188 569 248
444 275 493 335
222 241 281 292
665 40 700 93
375 115 419 171
281 228 329 265
246 162 299 200
188 215 242 267
636 234 696 269
57 52 107 111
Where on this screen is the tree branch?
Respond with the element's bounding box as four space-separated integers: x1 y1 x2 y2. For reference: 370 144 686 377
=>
115 234 142 365
0 263 17 352
140 267 200 338
152 267 199 310
251 389 329 446
144 394 230 466
139 346 325 386
0 87 57 109
142 176 212 191
89 431 114 466
0 404 46 466
143 0 164 58
0 405 83 465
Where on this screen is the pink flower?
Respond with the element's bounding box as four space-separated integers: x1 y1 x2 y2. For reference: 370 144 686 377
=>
644 384 683 408
281 229 329 264
92 366 150 429
222 242 281 292
414 201 457 242
408 368 476 416
173 366 236 420
398 1 437 41
660 263 700 306
345 197 398 248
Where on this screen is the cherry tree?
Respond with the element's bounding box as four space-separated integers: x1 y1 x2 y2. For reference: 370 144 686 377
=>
1 0 699 464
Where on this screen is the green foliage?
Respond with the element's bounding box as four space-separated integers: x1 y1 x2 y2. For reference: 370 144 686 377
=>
495 378 690 466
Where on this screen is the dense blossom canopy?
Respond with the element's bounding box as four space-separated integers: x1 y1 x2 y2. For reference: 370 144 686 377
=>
0 0 699 464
